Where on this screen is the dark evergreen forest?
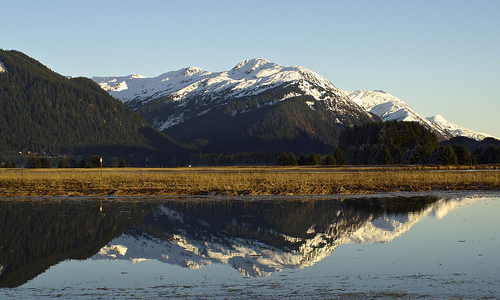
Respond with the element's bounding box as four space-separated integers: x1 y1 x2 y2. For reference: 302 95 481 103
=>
337 121 500 165
0 50 188 165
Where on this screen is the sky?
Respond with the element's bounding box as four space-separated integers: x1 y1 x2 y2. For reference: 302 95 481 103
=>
3 0 500 137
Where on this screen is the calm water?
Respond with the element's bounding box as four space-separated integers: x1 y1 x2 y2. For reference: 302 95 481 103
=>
0 192 499 299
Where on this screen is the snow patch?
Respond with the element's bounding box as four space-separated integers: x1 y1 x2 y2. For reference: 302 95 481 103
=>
345 90 425 123
110 81 128 92
305 101 316 111
97 244 128 258
130 73 146 79
0 60 7 73
158 206 184 223
157 113 184 131
197 108 211 116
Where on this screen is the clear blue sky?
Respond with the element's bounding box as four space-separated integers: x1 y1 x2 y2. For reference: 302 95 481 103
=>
3 0 500 137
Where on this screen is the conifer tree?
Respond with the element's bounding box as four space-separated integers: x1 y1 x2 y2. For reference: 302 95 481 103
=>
287 153 298 165
40 157 51 168
118 159 127 168
58 157 68 168
324 154 337 165
442 146 458 165
333 148 346 165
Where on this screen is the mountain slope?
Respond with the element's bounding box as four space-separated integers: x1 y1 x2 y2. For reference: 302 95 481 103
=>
0 50 188 164
94 59 378 153
344 90 496 141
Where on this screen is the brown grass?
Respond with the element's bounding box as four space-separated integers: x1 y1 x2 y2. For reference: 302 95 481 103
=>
0 165 499 197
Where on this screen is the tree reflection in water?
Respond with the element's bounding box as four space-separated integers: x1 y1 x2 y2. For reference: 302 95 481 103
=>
0 195 445 287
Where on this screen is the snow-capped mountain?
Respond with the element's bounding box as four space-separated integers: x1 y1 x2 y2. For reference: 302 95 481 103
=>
94 59 376 153
94 58 354 114
344 90 496 141
426 114 495 141
93 196 475 277
345 90 431 123
93 59 495 148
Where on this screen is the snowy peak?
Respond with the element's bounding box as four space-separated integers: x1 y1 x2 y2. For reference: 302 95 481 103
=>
231 58 275 74
181 66 206 77
426 114 496 141
92 58 350 112
345 90 425 123
427 114 449 126
91 59 376 153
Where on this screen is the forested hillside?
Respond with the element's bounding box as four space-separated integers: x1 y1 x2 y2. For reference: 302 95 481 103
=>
0 50 188 165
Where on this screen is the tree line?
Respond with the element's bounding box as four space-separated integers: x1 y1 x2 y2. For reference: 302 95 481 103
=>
276 148 346 166
190 121 500 167
338 121 500 165
23 155 127 168
5 121 500 168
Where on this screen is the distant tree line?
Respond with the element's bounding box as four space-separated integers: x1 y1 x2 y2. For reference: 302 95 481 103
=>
0 160 17 168
25 155 127 168
276 148 346 166
190 152 278 166
474 145 500 164
189 149 347 167
188 121 500 167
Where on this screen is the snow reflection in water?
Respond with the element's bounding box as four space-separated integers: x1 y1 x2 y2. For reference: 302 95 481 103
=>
1 192 499 299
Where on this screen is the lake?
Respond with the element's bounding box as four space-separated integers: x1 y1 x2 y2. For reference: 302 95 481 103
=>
1 191 499 299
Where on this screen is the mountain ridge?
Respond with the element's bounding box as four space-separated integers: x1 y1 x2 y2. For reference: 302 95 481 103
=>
93 58 356 117
94 62 495 144
93 58 378 154
344 90 496 141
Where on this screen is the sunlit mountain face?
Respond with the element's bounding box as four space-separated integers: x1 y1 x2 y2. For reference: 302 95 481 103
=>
93 59 377 154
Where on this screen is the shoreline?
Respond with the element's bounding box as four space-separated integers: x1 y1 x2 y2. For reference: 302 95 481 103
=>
1 166 499 198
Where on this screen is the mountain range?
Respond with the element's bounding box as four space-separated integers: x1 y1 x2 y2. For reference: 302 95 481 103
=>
1 50 498 165
93 58 377 154
93 59 497 147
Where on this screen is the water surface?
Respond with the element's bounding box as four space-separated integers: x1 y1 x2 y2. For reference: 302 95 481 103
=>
0 192 499 299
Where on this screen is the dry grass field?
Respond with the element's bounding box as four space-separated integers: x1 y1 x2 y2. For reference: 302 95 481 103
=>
0 165 499 197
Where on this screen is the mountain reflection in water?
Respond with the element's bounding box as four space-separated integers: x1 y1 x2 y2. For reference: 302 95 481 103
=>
0 195 473 287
